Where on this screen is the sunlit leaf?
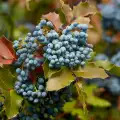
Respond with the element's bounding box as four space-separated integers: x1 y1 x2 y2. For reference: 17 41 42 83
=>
94 60 120 76
73 63 108 79
46 67 74 91
94 60 114 71
42 61 61 79
84 85 111 107
42 12 62 31
63 100 76 112
4 90 23 119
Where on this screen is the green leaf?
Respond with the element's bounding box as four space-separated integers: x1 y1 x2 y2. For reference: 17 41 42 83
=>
46 67 74 91
4 90 23 119
94 60 120 76
63 100 76 113
0 68 16 90
63 100 88 120
94 60 114 71
84 85 111 107
73 62 108 79
87 96 111 107
43 61 61 79
72 108 88 120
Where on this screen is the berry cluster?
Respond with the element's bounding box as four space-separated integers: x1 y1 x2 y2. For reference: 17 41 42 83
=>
99 0 120 42
105 77 120 95
111 52 120 66
13 18 93 119
15 87 72 120
44 23 93 68
15 77 47 103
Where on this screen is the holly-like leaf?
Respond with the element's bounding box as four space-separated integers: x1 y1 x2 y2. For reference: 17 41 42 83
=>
94 60 114 71
73 63 108 79
73 16 92 28
43 61 61 79
73 2 97 17
63 100 88 120
0 68 16 90
4 90 23 119
42 12 62 31
46 67 74 91
84 85 111 107
94 60 120 76
59 0 73 23
0 36 16 65
63 100 76 113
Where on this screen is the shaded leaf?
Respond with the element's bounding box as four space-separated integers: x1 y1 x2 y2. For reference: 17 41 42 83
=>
42 12 62 31
74 63 108 79
0 68 16 90
59 0 73 23
63 100 88 120
46 67 74 91
0 36 16 65
4 90 23 119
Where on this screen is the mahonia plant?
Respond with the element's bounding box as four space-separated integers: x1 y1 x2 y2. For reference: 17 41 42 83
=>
0 1 109 120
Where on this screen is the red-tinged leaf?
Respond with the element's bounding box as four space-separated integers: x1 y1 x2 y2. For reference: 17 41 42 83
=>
42 12 62 31
35 65 43 74
0 36 16 65
29 72 37 84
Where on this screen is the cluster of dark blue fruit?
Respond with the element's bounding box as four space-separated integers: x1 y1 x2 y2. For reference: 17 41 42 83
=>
44 23 93 68
99 0 120 42
14 86 72 120
111 52 120 67
15 77 47 103
14 19 92 119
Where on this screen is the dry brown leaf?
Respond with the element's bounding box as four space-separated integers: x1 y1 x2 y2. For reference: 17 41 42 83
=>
42 12 62 31
88 28 101 45
73 16 92 28
59 0 73 23
73 2 97 18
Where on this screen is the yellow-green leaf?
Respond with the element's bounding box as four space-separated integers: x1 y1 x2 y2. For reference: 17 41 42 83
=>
94 60 114 71
0 68 16 90
4 90 23 119
84 85 111 107
46 67 74 91
63 100 76 113
74 63 108 79
43 61 61 79
94 60 120 76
